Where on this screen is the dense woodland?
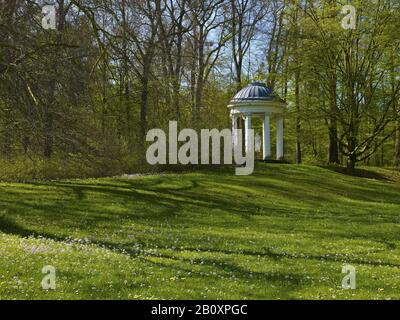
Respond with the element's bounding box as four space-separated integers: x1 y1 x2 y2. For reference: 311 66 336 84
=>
0 0 399 179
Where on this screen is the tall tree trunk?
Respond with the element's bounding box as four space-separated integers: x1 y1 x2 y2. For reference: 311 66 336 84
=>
346 134 358 174
235 65 242 93
0 0 18 158
173 1 186 121
172 79 181 120
328 80 340 164
1 109 12 159
391 54 400 167
44 0 65 158
156 0 186 121
374 141 380 166
194 26 205 123
295 69 302 164
190 19 199 124
347 154 356 173
292 3 302 164
139 43 155 145
328 121 340 164
140 70 150 149
121 0 133 151
43 103 54 158
395 118 400 167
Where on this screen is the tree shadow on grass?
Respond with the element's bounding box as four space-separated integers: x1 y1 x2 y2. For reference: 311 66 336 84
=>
0 214 66 242
143 256 302 299
9 169 400 231
2 211 399 277
2 167 400 262
157 245 400 269
319 166 393 182
0 213 147 256
246 169 400 206
23 179 262 223
0 214 33 237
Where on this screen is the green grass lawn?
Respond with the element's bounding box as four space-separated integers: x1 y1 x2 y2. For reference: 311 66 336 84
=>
1 164 400 300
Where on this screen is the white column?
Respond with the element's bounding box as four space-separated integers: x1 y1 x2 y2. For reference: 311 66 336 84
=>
263 113 271 160
231 114 239 148
244 113 252 152
276 115 284 160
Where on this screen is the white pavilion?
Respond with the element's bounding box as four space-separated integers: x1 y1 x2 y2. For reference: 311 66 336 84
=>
228 82 286 161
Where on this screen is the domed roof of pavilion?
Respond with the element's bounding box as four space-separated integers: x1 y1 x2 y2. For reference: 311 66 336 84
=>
230 82 284 104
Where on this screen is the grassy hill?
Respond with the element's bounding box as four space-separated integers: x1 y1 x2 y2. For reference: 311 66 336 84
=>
0 164 400 300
